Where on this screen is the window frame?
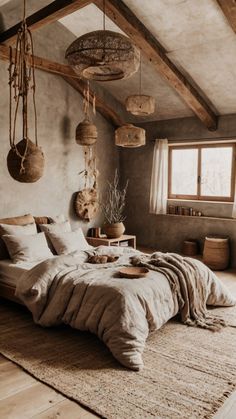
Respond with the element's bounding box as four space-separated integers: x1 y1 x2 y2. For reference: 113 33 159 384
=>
168 143 236 202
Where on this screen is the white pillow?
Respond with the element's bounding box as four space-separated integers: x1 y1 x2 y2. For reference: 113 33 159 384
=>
2 232 53 264
48 229 91 255
49 214 66 223
0 222 38 260
39 220 71 235
0 222 37 236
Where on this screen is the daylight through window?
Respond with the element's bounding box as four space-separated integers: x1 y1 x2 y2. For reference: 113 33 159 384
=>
168 144 235 202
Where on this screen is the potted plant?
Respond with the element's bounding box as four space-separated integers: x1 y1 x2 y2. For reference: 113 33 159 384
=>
102 170 128 238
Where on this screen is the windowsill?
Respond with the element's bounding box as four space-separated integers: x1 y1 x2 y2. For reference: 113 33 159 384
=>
161 213 235 221
168 198 233 205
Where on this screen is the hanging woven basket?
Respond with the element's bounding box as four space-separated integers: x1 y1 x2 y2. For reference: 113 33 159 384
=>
125 95 155 116
74 188 99 221
66 30 140 81
76 118 98 146
115 124 146 148
7 138 44 183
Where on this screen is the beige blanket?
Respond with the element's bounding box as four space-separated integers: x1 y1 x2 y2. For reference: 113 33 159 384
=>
131 252 228 331
16 248 235 370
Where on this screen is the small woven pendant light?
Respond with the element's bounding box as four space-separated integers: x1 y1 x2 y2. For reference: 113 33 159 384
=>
65 0 140 81
125 56 155 116
75 81 98 146
115 124 146 148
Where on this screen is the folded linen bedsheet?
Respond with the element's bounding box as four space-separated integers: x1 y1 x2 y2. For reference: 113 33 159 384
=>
16 247 235 370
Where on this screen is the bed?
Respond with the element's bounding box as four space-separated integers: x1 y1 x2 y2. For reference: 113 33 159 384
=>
0 260 34 304
0 214 235 371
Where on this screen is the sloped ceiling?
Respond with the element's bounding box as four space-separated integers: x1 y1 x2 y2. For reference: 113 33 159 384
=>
1 0 236 122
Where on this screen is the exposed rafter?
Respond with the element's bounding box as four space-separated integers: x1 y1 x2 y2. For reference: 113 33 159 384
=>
0 44 78 77
216 0 236 33
0 44 123 126
0 0 92 44
94 0 218 131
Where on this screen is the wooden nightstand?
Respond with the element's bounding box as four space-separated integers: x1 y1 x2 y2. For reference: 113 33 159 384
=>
86 235 136 249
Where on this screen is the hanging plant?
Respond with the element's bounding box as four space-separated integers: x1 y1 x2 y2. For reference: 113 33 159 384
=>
7 0 44 183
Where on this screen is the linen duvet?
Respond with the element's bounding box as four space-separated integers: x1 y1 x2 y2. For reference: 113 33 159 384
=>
16 247 235 370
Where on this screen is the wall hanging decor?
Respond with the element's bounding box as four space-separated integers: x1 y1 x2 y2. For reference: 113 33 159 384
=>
65 1 140 81
8 0 44 183
125 56 155 116
74 83 99 221
115 123 146 148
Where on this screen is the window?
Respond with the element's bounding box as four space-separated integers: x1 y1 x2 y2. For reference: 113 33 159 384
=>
168 144 236 202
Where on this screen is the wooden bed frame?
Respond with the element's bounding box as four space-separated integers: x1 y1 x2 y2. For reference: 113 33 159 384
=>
0 281 22 304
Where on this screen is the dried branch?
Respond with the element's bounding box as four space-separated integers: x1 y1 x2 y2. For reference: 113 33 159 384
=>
102 170 129 224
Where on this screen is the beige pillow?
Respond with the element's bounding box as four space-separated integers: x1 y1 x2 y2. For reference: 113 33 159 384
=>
0 222 37 260
2 232 53 264
39 221 72 253
48 229 91 255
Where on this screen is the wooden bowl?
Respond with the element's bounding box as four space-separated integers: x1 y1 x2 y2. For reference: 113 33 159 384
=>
118 267 149 279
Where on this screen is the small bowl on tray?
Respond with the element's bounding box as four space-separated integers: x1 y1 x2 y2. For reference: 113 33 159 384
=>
118 267 149 279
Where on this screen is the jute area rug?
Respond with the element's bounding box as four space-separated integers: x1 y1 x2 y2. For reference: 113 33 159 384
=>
0 301 236 419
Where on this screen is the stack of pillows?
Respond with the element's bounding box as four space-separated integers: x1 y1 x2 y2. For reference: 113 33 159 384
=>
0 214 91 264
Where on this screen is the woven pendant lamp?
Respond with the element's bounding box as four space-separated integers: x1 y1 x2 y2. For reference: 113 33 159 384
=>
7 0 44 183
75 82 98 146
65 1 140 81
115 124 145 148
125 57 155 116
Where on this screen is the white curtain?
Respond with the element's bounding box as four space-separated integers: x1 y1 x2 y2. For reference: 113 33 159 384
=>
149 139 168 215
233 175 236 218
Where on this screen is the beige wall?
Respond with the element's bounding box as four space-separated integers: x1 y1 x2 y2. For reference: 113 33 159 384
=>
0 61 118 234
120 115 236 267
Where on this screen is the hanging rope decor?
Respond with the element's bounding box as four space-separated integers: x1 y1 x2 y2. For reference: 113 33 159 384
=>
7 0 44 183
74 145 99 221
74 83 99 221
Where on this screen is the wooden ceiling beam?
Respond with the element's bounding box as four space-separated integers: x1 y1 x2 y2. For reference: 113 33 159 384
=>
94 0 218 131
0 0 92 44
216 0 236 33
0 44 122 126
0 44 78 77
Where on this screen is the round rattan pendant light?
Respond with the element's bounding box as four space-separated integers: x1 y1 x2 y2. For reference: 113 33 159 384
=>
115 124 146 148
65 1 140 81
7 0 44 183
125 57 155 116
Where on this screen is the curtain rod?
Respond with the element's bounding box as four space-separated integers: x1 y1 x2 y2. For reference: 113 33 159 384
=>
151 136 236 145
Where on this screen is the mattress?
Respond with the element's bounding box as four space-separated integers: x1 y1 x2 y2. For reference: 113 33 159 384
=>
0 259 37 287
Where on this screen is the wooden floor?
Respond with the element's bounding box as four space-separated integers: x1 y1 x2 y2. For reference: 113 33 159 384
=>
0 269 235 419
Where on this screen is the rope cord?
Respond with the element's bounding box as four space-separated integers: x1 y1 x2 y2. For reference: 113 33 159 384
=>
8 0 38 173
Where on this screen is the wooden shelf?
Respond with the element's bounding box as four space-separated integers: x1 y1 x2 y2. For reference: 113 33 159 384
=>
86 235 136 249
161 214 235 222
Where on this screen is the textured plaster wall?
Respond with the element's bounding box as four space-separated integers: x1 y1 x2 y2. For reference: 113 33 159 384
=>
0 24 119 233
120 115 236 267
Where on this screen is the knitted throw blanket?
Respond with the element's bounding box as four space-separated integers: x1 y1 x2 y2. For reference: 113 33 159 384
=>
130 252 226 331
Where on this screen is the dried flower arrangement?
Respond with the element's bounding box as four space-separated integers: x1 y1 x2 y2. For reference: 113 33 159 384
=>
102 170 129 224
